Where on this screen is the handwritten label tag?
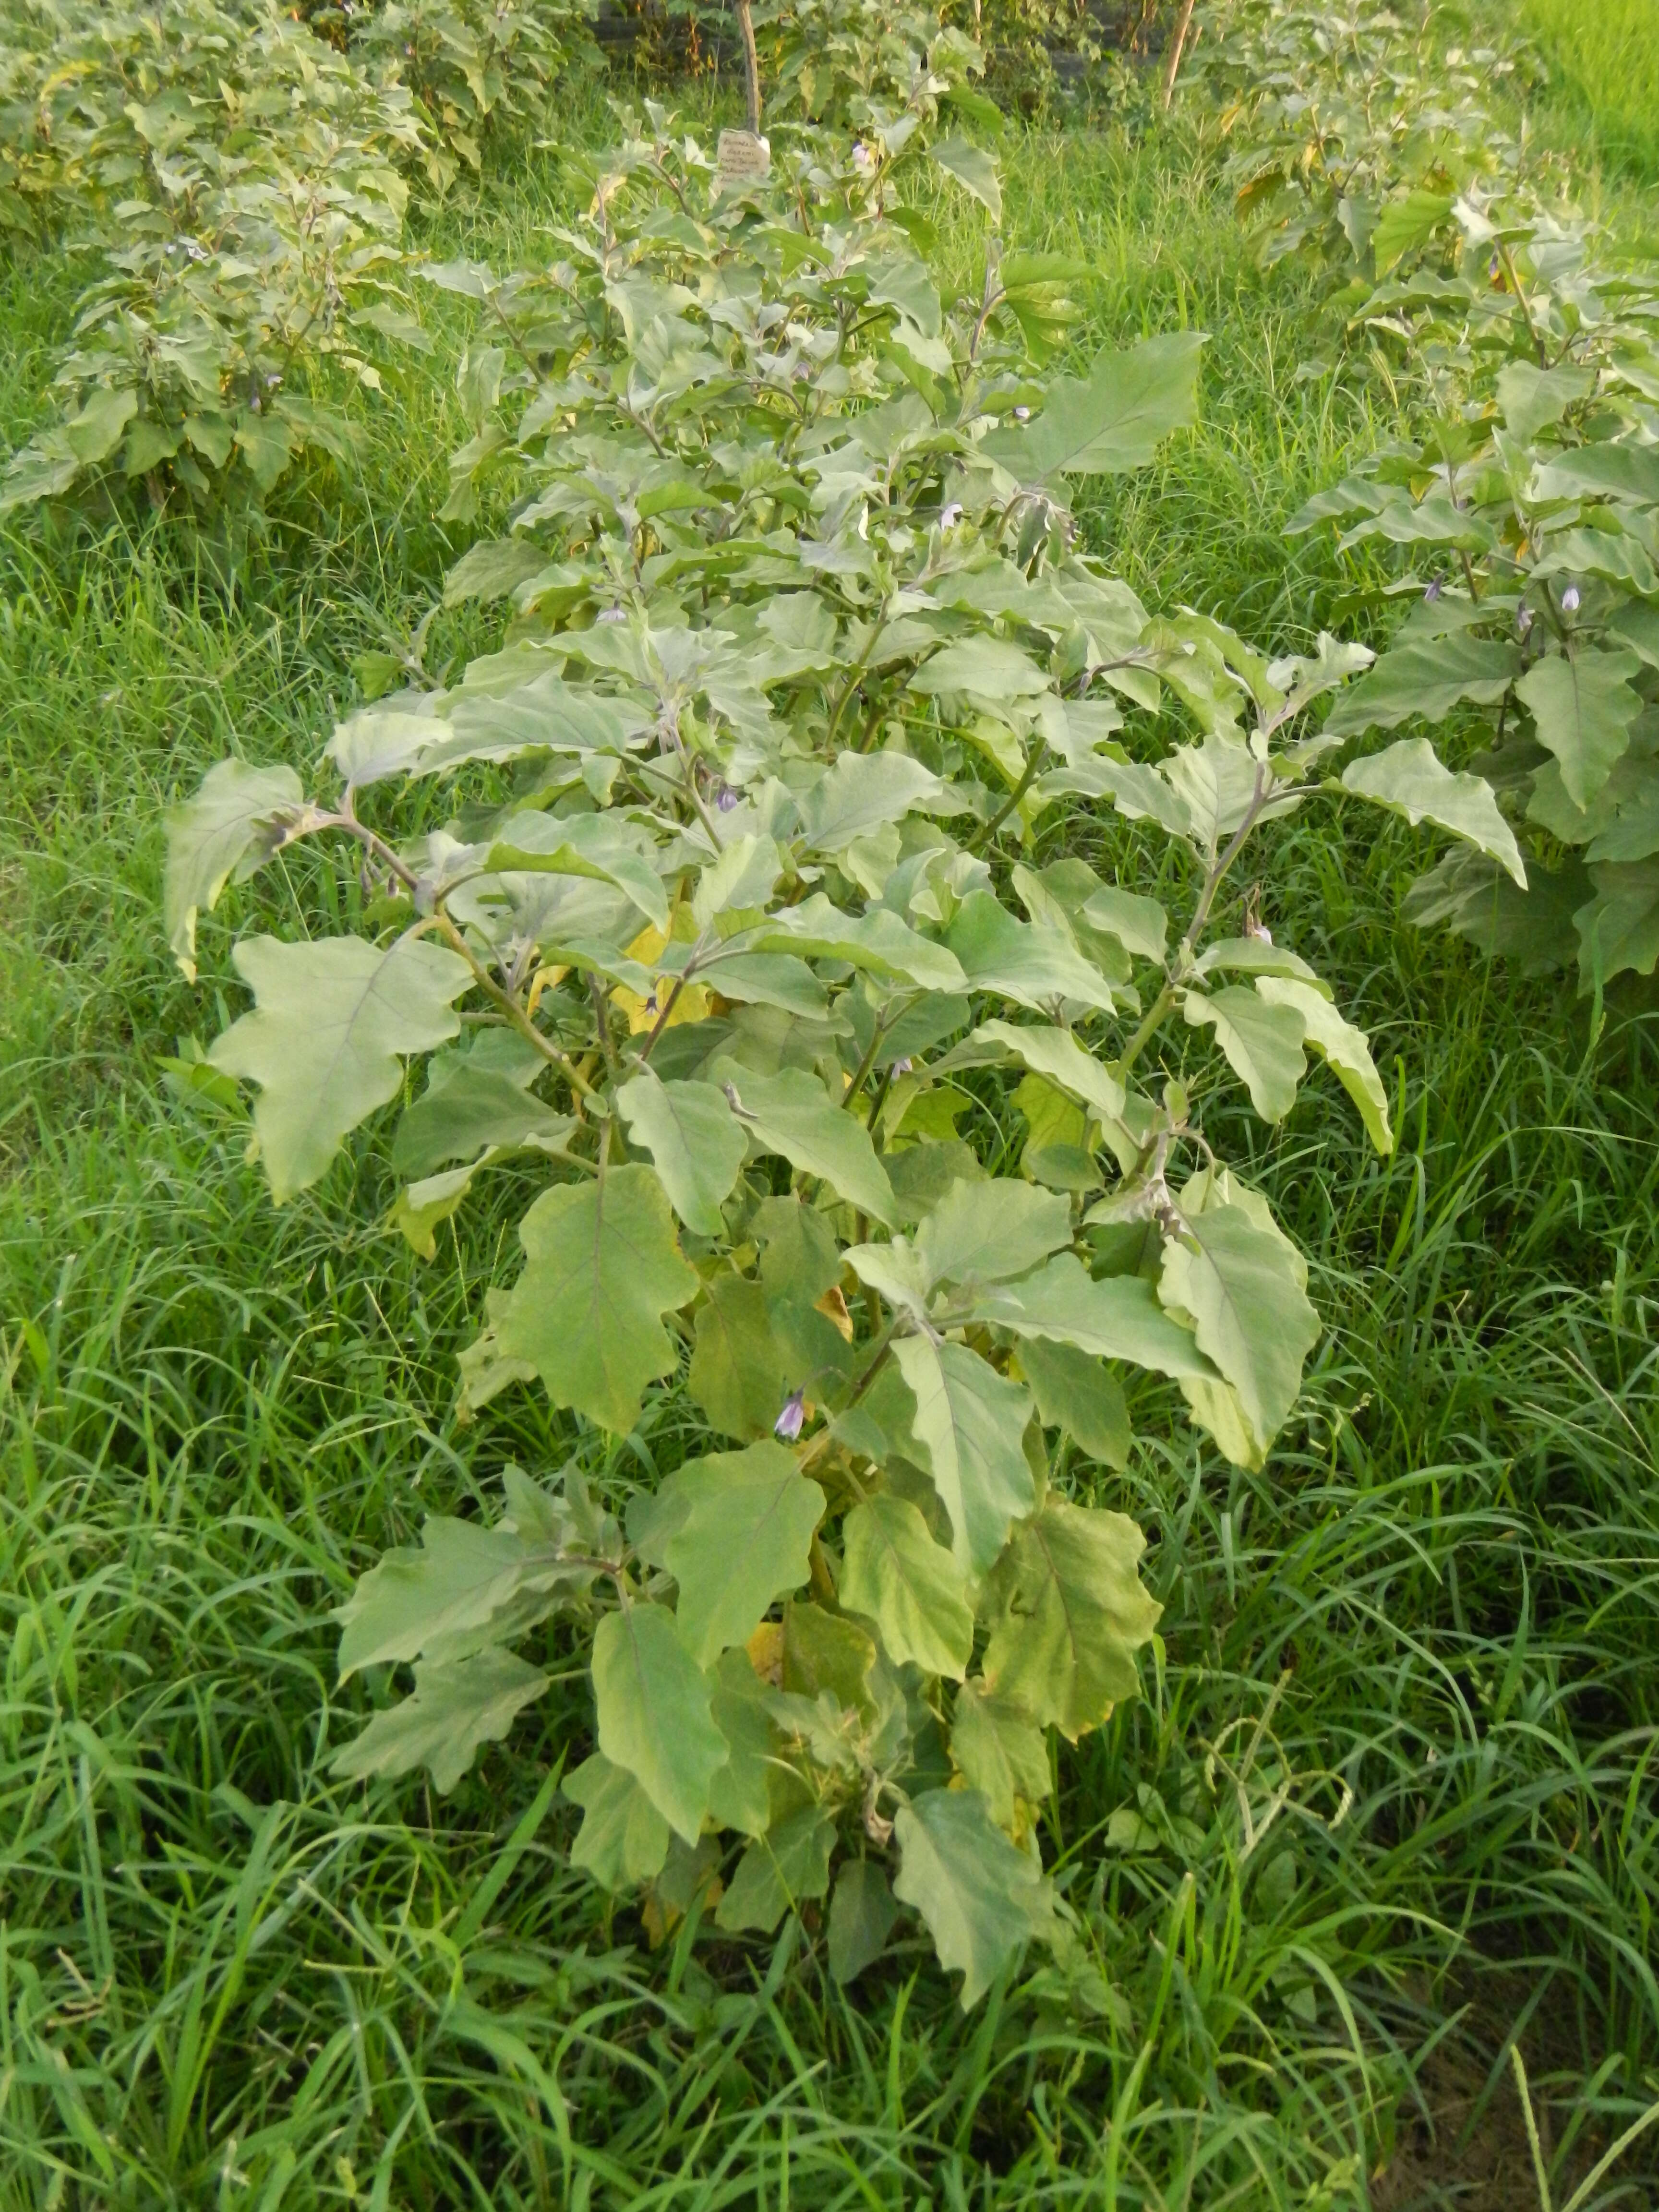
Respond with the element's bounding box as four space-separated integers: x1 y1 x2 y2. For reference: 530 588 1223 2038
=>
717 129 771 184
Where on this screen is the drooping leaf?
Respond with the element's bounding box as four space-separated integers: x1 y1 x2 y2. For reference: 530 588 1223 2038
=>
592 1602 728 1845
479 1165 699 1432
840 1492 974 1678
616 1069 747 1235
828 1860 900 1984
1341 737 1527 883
1516 650 1645 812
565 1751 672 1890
688 1273 791 1440
1014 1335 1131 1467
930 136 1002 221
981 1499 1161 1738
949 1677 1051 1832
330 1650 550 1794
969 1253 1216 1380
1254 978 1393 1154
893 1788 1058 2009
656 1442 826 1667
165 759 307 981
715 1060 897 1224
210 935 472 1203
1158 1198 1319 1458
393 1035 572 1178
706 1648 775 1839
945 893 1119 1013
1182 985 1307 1122
980 332 1207 482
715 1803 837 1933
890 1336 1036 1577
958 1019 1127 1128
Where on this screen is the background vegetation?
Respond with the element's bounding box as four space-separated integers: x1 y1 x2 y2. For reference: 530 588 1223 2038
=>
4 4 1659 2207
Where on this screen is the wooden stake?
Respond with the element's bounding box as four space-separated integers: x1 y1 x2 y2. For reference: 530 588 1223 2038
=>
1160 0 1197 109
736 0 762 136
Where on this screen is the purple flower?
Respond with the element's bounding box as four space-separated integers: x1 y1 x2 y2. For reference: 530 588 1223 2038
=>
1013 405 1031 421
716 782 740 813
1425 578 1442 602
1517 607 1535 637
774 1387 806 1442
1562 585 1581 613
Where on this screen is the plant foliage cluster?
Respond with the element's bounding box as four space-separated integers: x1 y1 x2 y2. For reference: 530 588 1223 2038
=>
1200 0 1659 997
0 0 592 517
154 8 1525 1997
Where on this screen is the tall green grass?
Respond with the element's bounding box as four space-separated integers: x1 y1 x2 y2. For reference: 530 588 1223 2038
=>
1521 0 1659 182
3 91 1659 2212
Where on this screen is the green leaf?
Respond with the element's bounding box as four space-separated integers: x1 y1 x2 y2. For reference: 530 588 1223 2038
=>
688 1273 791 1441
969 1253 1216 1380
706 1649 775 1838
391 1032 568 1176
959 1019 1127 1128
480 1165 699 1433
1254 978 1393 1154
64 385 137 466
796 751 947 852
714 1060 897 1225
752 894 968 991
210 936 472 1203
980 331 1206 482
486 810 669 932
1080 885 1168 962
1372 187 1452 271
592 1602 728 1845
914 1175 1074 1293
1015 1335 1131 1467
950 1678 1052 1830
782 1599 878 1711
982 1499 1161 1738
444 537 551 608
828 1860 899 1985
335 1512 592 1678
1516 650 1645 812
945 893 1119 1013
893 1788 1057 2009
890 1336 1036 1578
617 1070 747 1235
1322 635 1521 739
655 1442 826 1667
715 1804 837 1933
931 136 1002 221
564 1752 671 1890
330 1650 549 1795
1182 985 1307 1122
909 636 1050 701
1158 1198 1319 1460
840 1492 974 1678
1340 737 1526 883
165 760 306 982
1496 360 1593 443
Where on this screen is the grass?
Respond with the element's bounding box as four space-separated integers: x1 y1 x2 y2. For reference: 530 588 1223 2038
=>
1519 0 1659 184
4 52 1659 2212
